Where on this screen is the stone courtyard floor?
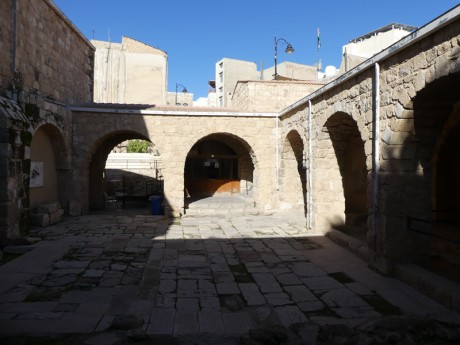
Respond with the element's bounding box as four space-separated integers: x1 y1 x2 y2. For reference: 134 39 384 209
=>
0 211 459 344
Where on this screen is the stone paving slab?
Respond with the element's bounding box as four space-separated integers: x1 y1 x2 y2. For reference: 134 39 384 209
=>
0 212 459 343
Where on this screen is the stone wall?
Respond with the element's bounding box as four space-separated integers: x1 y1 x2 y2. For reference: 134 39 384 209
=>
0 0 94 241
0 0 14 92
280 14 460 275
232 80 324 112
70 109 278 217
309 72 373 235
376 19 460 267
0 96 31 243
0 92 72 242
0 0 94 104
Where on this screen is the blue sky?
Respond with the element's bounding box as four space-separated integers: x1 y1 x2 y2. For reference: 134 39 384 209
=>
53 0 459 100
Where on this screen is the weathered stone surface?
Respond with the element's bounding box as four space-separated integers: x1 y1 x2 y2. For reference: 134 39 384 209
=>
284 285 317 302
34 202 60 214
239 283 265 306
159 279 177 293
217 282 240 295
275 305 308 327
41 274 78 287
30 213 50 227
82 269 105 278
53 260 90 269
2 245 35 255
110 314 144 330
110 264 127 271
320 288 369 308
2 212 459 342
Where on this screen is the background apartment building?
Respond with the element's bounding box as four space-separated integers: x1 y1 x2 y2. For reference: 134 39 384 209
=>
92 36 168 104
166 89 194 106
215 58 259 107
215 58 322 107
214 23 417 108
216 58 321 107
263 61 317 81
339 23 417 73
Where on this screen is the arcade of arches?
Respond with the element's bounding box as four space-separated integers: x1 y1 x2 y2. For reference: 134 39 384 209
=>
2 7 460 313
71 72 460 289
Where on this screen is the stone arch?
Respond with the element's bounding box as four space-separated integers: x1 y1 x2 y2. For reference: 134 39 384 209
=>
29 123 69 209
84 130 152 210
279 130 306 218
315 112 368 239
184 132 257 201
411 72 460 282
433 109 460 216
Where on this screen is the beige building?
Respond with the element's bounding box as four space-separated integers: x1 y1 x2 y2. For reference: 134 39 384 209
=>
215 58 319 107
166 90 194 106
339 23 417 73
215 58 259 107
262 61 317 82
232 79 325 112
92 36 168 104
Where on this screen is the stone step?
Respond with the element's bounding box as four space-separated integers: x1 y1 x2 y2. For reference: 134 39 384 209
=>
184 196 258 216
184 205 259 216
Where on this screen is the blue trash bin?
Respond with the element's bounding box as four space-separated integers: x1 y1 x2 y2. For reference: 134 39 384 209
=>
149 195 163 215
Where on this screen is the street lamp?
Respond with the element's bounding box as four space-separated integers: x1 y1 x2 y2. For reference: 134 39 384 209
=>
175 83 188 105
274 37 295 80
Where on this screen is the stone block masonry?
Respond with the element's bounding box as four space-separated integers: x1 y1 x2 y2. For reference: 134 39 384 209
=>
1 0 94 104
30 201 64 227
71 109 278 217
0 0 93 240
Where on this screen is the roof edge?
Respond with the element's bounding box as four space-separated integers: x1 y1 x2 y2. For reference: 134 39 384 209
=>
279 5 460 118
68 105 278 118
47 0 95 50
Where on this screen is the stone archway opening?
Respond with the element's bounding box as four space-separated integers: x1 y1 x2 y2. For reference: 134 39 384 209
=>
29 124 70 226
433 121 460 218
87 130 162 213
413 72 460 283
319 112 368 240
279 130 306 219
432 121 460 283
184 133 256 207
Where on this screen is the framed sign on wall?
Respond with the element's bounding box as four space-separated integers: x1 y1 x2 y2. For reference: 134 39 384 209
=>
30 161 44 188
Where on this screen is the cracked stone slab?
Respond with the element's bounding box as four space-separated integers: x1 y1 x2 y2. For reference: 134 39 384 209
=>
320 288 370 308
53 260 90 269
239 283 265 305
274 305 308 327
284 285 318 302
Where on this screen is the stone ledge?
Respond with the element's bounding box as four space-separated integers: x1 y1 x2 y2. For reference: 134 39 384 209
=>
394 263 460 313
326 228 369 261
30 202 63 227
